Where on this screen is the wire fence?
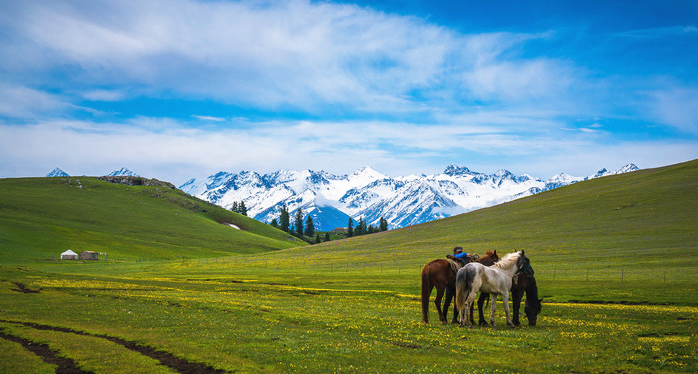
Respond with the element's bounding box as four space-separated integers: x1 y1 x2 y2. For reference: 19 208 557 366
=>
48 254 698 283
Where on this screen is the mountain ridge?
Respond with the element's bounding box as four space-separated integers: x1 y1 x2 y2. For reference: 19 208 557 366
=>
46 167 139 178
179 164 640 230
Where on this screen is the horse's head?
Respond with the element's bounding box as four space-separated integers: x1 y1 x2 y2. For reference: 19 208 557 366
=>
523 274 542 326
515 250 529 274
517 253 534 276
524 296 543 326
477 250 500 265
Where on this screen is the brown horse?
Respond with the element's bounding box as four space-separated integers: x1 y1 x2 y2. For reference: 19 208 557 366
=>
421 250 499 324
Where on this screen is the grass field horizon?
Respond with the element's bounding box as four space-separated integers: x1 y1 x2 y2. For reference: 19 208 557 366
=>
1 159 696 372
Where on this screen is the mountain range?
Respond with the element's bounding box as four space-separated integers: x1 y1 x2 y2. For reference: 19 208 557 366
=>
46 167 140 178
178 164 639 231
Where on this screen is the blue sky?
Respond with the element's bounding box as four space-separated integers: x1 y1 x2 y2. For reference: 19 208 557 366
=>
1 0 696 185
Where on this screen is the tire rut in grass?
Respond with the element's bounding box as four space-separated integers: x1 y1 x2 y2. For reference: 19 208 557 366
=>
0 319 228 374
0 330 93 374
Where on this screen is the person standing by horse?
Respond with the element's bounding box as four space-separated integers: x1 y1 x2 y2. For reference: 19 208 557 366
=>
448 246 471 266
444 246 471 323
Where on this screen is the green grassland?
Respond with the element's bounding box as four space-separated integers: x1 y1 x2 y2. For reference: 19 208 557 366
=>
0 160 697 373
0 176 304 263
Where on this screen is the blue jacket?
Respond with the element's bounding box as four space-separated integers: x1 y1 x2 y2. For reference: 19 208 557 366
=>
453 252 470 263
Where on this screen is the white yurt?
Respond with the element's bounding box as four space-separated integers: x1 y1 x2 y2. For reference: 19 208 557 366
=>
61 249 78 260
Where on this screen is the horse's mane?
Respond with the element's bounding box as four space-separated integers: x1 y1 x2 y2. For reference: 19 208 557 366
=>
493 251 521 270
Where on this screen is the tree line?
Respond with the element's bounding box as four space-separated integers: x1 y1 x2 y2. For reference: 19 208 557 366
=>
346 216 388 237
269 204 388 244
230 201 247 216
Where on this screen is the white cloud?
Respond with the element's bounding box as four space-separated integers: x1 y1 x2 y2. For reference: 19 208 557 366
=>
0 83 69 117
651 87 698 135
463 59 576 101
83 89 127 101
1 0 578 115
191 115 226 122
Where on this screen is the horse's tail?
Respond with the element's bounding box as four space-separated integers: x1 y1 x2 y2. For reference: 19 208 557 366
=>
455 265 472 313
420 264 432 323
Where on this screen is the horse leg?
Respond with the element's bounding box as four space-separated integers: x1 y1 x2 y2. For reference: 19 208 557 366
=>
511 287 523 326
421 276 432 324
477 293 488 326
502 293 514 327
489 293 497 327
469 301 474 326
461 292 476 328
443 286 456 323
435 287 447 324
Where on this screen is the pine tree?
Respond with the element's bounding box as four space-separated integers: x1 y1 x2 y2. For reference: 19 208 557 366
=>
239 201 247 216
295 208 304 238
231 202 238 213
356 217 366 236
315 234 321 244
347 217 354 237
379 217 388 231
324 232 330 242
304 215 315 237
270 218 278 228
280 205 290 233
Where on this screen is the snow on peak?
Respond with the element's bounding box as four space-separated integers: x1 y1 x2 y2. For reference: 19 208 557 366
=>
617 164 640 173
443 165 474 176
587 164 639 180
351 166 385 180
493 169 513 178
108 168 139 177
47 167 69 177
548 173 581 184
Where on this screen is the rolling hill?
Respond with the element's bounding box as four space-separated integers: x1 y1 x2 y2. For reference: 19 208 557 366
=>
0 176 304 262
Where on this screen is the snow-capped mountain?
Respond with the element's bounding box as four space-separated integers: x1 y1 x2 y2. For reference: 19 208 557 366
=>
46 167 69 177
179 164 639 231
107 168 139 177
46 167 140 178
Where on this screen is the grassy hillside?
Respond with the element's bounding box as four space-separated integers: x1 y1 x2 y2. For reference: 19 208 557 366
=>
0 176 304 262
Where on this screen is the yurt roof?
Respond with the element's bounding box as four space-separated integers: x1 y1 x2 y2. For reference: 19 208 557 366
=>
61 249 77 255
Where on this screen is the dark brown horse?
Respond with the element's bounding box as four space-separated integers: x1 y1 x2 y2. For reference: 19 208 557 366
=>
421 250 499 324
477 256 542 326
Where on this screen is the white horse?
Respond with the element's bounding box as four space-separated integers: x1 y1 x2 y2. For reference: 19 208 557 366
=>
455 251 527 328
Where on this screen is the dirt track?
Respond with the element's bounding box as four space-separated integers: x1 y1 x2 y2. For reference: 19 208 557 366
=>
0 330 92 374
0 319 228 374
